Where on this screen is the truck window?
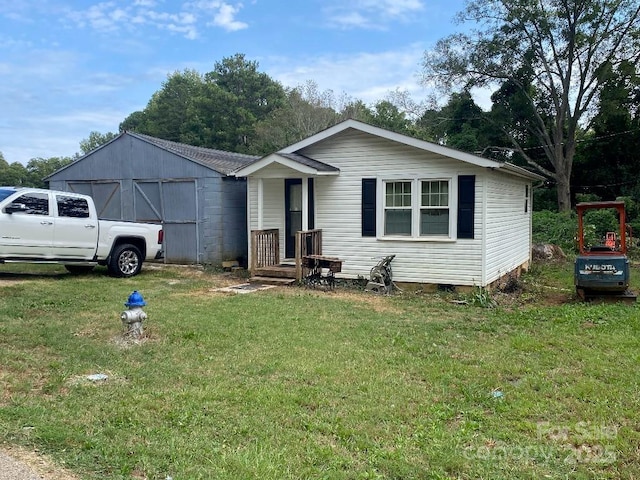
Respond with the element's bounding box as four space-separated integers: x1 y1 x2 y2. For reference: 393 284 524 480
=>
57 196 90 218
12 193 49 215
0 188 17 202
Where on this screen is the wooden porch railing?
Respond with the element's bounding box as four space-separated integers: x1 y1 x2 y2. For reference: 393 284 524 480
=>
295 229 322 282
251 229 280 272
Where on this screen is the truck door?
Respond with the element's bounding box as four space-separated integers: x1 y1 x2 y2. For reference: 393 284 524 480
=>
52 194 98 259
0 191 54 257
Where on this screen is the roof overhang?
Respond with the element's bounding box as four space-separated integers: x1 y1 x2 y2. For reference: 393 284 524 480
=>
234 153 340 177
279 119 545 182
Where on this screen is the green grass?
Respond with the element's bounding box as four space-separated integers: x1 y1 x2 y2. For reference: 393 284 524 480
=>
0 262 639 479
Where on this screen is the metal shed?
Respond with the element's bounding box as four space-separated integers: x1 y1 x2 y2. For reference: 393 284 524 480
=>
45 132 257 265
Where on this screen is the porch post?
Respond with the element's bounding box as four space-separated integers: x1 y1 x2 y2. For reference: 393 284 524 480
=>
301 177 309 231
257 178 264 230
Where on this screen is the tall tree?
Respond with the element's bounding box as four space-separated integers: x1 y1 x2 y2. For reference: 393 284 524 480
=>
361 100 413 135
422 0 640 211
25 157 74 187
417 91 493 152
142 69 205 143
573 60 640 198
205 54 286 153
253 81 341 153
0 156 28 186
79 131 118 155
120 55 287 154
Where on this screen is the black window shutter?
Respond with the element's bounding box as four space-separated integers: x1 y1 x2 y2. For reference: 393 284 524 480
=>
457 175 475 239
362 178 377 237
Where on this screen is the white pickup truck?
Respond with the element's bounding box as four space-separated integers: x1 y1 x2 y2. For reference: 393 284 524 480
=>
0 187 163 277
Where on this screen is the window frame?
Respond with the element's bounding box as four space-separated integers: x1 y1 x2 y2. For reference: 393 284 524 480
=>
379 176 456 241
383 180 413 236
419 179 450 236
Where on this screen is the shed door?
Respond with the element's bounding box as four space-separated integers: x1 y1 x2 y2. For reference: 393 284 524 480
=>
67 181 122 220
134 180 198 263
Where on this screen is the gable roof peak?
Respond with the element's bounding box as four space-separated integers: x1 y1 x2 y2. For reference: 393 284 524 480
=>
279 119 543 181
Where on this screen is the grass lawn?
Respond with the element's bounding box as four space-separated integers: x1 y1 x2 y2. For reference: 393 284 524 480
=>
0 262 639 479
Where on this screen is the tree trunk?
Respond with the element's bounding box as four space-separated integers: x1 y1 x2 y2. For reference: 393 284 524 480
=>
556 173 572 212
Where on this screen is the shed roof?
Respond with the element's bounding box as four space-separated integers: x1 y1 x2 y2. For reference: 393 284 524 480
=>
129 132 259 175
45 132 259 180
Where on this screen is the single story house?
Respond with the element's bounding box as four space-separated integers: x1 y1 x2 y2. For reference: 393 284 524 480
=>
234 119 544 287
45 132 257 265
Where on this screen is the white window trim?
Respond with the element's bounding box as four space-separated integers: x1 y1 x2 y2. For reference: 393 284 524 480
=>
377 176 458 241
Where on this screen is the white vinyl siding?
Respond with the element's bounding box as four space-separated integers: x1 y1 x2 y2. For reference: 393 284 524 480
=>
246 129 532 286
300 130 485 285
483 174 532 285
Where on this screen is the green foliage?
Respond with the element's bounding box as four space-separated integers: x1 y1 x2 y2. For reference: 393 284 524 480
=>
532 210 578 251
79 131 118 155
583 208 619 243
0 156 74 188
417 91 493 153
464 286 497 308
119 56 287 154
253 81 343 153
1 265 640 479
422 0 640 211
573 60 640 200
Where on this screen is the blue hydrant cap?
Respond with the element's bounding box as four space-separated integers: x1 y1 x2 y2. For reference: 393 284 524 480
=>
125 290 146 307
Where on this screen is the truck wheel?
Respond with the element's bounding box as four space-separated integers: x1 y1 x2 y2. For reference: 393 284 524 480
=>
65 265 95 275
108 244 142 277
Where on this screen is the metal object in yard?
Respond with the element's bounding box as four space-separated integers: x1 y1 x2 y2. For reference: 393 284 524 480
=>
365 255 396 294
574 201 636 302
302 255 343 290
121 290 147 339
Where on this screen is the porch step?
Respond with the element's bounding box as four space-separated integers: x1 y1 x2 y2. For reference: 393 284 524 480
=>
249 276 296 286
254 265 296 279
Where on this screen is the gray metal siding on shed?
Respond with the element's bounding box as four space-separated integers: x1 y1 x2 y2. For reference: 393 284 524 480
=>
46 133 248 265
221 177 248 264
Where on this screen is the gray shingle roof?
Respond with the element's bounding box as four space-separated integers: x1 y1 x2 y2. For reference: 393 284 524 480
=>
129 132 259 175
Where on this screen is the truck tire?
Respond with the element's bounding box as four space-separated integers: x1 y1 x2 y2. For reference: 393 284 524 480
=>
108 244 142 277
65 265 95 275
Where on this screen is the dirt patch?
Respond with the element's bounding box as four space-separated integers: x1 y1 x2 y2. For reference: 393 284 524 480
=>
0 279 27 287
0 445 80 480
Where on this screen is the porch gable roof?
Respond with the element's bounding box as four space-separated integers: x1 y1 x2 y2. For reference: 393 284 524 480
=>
234 152 340 177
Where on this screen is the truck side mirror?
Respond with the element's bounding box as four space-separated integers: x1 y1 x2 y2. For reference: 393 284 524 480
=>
4 203 28 214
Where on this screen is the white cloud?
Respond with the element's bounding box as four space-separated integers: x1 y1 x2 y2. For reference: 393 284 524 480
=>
211 3 248 31
264 45 430 106
326 0 424 29
64 0 248 38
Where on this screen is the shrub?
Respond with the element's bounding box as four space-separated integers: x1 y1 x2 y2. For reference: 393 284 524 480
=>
532 210 577 252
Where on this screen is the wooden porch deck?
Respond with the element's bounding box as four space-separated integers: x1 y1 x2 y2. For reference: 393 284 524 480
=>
250 229 325 284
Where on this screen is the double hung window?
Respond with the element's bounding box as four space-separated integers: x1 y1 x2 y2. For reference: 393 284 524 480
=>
384 181 412 235
420 180 449 235
383 179 451 238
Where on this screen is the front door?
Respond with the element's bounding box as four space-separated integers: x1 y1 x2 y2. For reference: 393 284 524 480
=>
285 179 302 259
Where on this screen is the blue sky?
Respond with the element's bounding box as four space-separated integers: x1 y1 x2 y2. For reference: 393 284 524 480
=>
0 0 467 165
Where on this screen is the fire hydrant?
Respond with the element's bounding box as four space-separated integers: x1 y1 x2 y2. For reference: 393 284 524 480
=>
121 290 147 339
